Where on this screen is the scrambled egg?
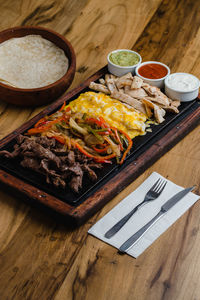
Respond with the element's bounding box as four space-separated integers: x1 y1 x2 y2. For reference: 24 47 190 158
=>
67 92 147 139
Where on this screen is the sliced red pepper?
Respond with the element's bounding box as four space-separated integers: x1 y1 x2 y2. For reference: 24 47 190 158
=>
34 117 48 128
27 127 48 135
52 135 65 144
92 144 109 153
99 116 109 127
59 101 66 111
111 127 124 151
118 129 133 165
60 114 70 124
74 142 116 163
96 131 110 135
86 117 103 127
86 117 112 133
27 118 62 135
65 106 71 112
94 159 112 164
34 106 70 129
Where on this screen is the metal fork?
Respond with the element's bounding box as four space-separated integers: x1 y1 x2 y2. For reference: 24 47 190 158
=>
104 178 167 239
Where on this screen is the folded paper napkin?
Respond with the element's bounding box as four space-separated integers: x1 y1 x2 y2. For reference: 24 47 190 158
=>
88 172 199 258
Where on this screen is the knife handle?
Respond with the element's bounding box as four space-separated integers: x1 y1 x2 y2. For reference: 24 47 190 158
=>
104 200 145 239
119 210 164 253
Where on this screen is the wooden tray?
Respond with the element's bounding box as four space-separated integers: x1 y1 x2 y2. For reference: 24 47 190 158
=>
0 66 200 225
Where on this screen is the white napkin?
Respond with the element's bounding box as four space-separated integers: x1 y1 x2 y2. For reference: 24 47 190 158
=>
88 172 199 258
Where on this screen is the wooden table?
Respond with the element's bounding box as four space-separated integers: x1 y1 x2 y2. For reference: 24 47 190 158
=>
0 1 200 299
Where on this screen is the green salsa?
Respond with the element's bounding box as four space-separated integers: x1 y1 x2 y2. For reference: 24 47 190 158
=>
109 51 140 67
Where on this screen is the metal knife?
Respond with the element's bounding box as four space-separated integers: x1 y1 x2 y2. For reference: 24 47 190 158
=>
119 186 195 253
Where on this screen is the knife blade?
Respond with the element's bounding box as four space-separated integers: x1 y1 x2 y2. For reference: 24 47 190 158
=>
119 186 195 253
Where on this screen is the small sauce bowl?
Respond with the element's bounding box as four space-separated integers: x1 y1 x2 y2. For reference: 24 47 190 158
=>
164 72 200 102
135 61 170 89
107 49 142 77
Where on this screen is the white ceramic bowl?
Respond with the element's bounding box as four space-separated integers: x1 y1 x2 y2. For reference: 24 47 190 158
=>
107 49 142 77
164 73 200 102
135 61 170 89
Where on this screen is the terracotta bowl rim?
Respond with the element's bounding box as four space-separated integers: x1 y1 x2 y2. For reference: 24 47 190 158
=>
0 25 76 93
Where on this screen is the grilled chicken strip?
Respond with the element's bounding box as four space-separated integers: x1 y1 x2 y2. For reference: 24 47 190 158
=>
105 74 118 93
115 72 133 89
142 99 166 123
99 78 105 85
89 82 110 94
111 90 147 115
144 95 169 107
169 99 181 107
124 85 148 99
131 76 143 89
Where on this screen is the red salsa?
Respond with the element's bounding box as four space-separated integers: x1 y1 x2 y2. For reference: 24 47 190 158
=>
138 63 168 79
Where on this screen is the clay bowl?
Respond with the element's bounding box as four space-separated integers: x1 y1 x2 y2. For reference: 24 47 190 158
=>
0 26 76 106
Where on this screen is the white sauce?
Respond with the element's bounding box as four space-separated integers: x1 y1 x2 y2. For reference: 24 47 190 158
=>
167 73 199 91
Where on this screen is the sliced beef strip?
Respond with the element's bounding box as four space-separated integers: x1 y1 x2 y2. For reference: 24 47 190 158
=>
82 164 97 181
20 139 39 154
52 176 66 189
52 148 67 156
74 150 85 162
67 151 75 165
68 163 83 176
22 157 66 189
0 135 100 193
34 136 56 148
0 144 21 158
74 149 94 164
28 143 61 169
40 159 58 177
16 134 27 145
60 153 76 172
87 162 103 169
22 151 35 157
70 173 83 193
40 159 69 189
20 156 41 171
20 141 61 169
59 162 68 172
51 141 68 156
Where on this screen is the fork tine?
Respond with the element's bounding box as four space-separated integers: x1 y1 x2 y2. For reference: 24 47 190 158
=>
157 180 167 194
155 180 167 194
153 178 163 192
153 179 165 193
150 178 161 191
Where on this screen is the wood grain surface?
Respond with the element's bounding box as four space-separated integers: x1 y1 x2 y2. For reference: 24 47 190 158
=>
0 0 200 300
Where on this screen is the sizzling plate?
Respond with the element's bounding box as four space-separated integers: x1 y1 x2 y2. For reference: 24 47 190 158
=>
0 93 197 206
